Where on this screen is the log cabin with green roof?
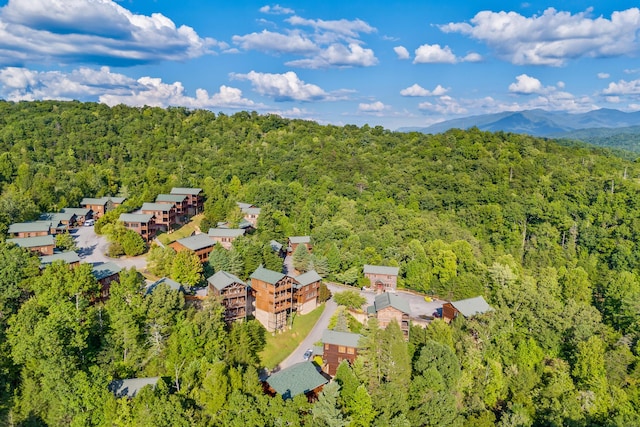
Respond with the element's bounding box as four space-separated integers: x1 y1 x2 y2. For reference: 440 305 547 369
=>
321 330 363 376
367 292 411 340
250 265 295 332
168 233 217 263
207 270 248 323
155 193 188 222
292 270 321 314
265 361 328 401
7 235 55 256
141 202 176 232
207 227 245 250
39 251 81 269
80 196 126 219
363 264 399 293
8 221 52 238
170 187 203 216
118 213 156 242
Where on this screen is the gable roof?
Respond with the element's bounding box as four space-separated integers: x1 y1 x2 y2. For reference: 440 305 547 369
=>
322 330 362 348
270 240 283 252
119 213 154 223
368 292 411 315
7 235 55 248
288 236 311 244
61 207 91 217
81 197 108 206
363 264 399 276
450 296 493 318
243 207 261 215
173 234 216 251
294 270 322 288
109 377 161 398
170 187 202 196
40 251 81 267
92 262 122 281
40 212 75 223
266 362 328 399
207 270 246 291
250 265 285 285
8 221 52 234
145 277 184 295
141 202 174 212
236 202 255 210
156 194 187 203
208 228 245 238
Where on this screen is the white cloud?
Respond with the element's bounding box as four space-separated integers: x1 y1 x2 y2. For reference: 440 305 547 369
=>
440 7 640 66
509 74 543 94
0 0 219 66
394 46 410 60
463 52 483 62
597 72 610 79
285 43 377 68
0 66 259 109
231 70 328 101
602 79 640 95
232 30 317 54
358 101 386 112
259 4 295 15
400 84 448 97
286 16 375 39
413 44 457 64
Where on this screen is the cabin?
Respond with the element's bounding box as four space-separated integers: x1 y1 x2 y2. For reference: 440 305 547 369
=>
141 202 176 232
92 261 122 301
288 236 312 254
207 227 245 250
237 202 261 228
145 277 185 295
39 212 76 232
7 235 55 256
363 264 399 293
155 194 188 222
170 187 204 216
80 196 126 219
250 265 295 332
367 292 411 340
119 213 156 242
61 207 91 226
265 362 328 401
207 270 248 322
109 377 161 399
442 295 493 323
169 234 217 263
321 330 362 376
292 270 321 314
270 240 285 258
7 221 52 238
39 251 81 269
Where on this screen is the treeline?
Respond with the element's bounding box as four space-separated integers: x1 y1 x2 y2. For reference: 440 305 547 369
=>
0 100 639 425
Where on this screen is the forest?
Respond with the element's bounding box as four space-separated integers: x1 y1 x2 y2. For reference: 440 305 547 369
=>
0 100 639 426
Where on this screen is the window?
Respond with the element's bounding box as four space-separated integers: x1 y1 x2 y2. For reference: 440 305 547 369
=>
338 346 346 353
324 344 329 350
347 347 355 355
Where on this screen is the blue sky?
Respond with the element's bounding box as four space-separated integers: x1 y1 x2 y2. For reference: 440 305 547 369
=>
0 0 639 129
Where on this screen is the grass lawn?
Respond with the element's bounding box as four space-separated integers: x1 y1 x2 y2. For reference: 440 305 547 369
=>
259 304 326 370
156 214 204 245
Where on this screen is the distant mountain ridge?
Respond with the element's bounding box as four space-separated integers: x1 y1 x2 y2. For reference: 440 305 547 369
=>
399 108 640 138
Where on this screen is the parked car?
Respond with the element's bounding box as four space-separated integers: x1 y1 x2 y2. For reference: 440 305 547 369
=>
303 348 313 361
84 219 95 226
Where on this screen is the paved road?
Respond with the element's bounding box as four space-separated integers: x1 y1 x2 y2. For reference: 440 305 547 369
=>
72 225 148 271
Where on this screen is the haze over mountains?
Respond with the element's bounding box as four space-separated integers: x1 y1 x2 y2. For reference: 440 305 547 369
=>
400 108 640 140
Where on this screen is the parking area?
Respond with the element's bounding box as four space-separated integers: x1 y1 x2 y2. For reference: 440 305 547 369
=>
71 225 148 271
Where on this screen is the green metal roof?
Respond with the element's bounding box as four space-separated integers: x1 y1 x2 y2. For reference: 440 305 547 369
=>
250 265 285 285
156 194 187 203
207 270 246 291
170 187 202 195
294 270 322 288
208 228 245 238
451 296 493 318
145 277 184 295
39 212 75 223
92 262 122 280
363 264 399 276
141 202 173 212
369 292 411 315
7 235 55 248
322 330 362 348
39 251 81 266
61 207 91 217
288 236 310 244
175 234 216 251
266 362 328 399
119 213 154 223
8 222 52 234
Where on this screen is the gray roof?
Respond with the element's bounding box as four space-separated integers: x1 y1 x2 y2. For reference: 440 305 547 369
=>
109 377 161 398
156 194 187 203
294 270 322 288
363 264 399 276
40 212 75 223
451 296 493 318
236 202 255 210
61 207 91 217
368 292 411 315
145 277 184 295
8 221 52 234
322 330 362 348
238 218 253 229
81 196 125 206
110 197 126 204
250 265 285 285
141 202 173 212
289 236 311 244
266 362 328 399
208 228 245 238
243 207 261 215
170 187 202 196
207 270 246 291
270 240 283 252
92 262 122 280
174 234 216 251
7 235 55 248
40 251 81 266
119 213 154 223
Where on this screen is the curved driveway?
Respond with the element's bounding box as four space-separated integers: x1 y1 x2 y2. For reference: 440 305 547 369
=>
72 225 148 271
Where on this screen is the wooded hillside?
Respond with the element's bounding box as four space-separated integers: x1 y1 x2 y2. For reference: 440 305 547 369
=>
0 100 639 426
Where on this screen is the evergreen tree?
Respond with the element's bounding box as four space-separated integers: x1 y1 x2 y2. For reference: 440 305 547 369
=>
312 381 346 427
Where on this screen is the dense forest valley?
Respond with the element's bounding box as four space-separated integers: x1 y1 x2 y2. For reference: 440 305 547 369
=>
1 100 640 426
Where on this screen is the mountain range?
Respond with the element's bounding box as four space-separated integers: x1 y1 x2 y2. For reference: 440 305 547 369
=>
399 108 640 139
